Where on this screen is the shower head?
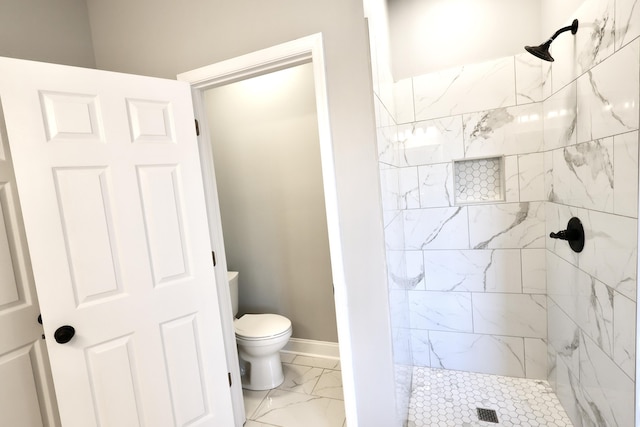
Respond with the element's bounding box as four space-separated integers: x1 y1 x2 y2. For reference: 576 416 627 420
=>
525 42 554 62
524 19 579 62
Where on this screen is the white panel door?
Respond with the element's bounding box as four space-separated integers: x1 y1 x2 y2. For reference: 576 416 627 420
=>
0 57 234 427
0 104 60 426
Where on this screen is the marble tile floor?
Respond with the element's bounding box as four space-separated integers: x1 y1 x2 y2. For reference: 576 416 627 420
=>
408 367 573 427
243 353 346 427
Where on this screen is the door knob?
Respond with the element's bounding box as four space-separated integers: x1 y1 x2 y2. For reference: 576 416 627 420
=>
54 326 76 344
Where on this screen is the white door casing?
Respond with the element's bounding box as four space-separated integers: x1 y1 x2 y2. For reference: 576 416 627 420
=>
0 57 234 427
178 33 358 424
0 103 61 426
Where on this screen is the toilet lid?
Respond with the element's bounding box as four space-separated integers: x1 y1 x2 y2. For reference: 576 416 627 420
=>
234 314 291 339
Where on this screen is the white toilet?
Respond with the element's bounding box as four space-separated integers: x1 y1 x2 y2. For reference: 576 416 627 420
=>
227 271 292 390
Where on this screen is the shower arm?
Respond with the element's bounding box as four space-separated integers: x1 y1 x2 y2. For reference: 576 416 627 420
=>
543 19 580 45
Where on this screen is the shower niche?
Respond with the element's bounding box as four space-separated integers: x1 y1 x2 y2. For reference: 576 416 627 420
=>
453 156 505 205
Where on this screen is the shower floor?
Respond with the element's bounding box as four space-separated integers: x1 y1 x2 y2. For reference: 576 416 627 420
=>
408 367 573 427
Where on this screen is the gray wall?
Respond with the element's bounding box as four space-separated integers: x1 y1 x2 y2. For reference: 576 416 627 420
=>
204 63 337 342
84 0 398 425
0 0 95 67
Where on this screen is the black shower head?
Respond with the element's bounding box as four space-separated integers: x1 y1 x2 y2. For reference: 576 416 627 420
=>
525 19 579 62
525 42 554 62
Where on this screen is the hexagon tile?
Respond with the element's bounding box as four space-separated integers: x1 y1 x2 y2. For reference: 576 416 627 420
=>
408 367 573 427
454 157 503 204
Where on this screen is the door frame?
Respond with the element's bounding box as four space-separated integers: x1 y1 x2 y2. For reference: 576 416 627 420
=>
177 33 355 425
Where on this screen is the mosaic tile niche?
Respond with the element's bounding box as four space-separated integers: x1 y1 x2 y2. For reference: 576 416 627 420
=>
454 157 504 204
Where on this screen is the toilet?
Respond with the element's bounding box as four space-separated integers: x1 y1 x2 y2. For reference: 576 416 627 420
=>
227 271 292 390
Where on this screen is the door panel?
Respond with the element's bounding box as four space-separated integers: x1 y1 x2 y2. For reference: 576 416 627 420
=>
0 104 60 426
137 164 190 285
53 166 123 306
0 57 234 427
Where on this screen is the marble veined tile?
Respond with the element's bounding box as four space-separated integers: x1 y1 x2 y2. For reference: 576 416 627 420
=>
547 299 581 376
542 61 553 100
243 389 269 419
504 155 520 203
613 292 636 379
547 250 588 322
413 56 516 121
410 329 431 367
580 332 635 427
291 356 341 371
252 389 345 427
472 293 547 339
468 202 545 249
575 0 616 73
515 53 544 105
403 207 469 250
408 291 473 332
377 123 399 167
549 0 615 91
578 277 614 356
389 289 410 330
392 327 412 366
616 0 640 50
393 78 415 125
543 81 577 151
518 152 545 202
423 249 522 293
524 338 547 379
613 131 639 217
382 211 404 250
521 248 546 294
386 250 424 290
312 370 343 400
551 138 614 212
547 249 614 357
578 208 637 300
577 39 640 143
553 355 600 427
379 167 420 210
463 103 544 158
417 163 454 208
544 150 554 201
428 331 526 377
277 364 323 394
396 117 464 166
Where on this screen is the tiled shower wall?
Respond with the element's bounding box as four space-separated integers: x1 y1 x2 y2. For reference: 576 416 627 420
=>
378 52 549 380
543 0 639 425
375 0 640 424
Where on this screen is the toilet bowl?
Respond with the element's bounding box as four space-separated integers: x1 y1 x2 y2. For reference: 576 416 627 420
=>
228 271 292 390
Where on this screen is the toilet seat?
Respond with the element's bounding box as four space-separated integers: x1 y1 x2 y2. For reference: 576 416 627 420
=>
234 313 292 340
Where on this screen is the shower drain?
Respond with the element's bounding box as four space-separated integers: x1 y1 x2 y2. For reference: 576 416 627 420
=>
477 407 499 423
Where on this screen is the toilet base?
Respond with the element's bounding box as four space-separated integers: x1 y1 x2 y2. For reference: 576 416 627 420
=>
238 351 284 391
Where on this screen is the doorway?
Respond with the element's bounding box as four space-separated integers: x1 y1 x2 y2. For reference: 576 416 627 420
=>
203 63 337 342
178 34 355 426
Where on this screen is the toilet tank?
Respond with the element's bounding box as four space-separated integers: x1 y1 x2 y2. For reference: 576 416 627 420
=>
227 271 239 317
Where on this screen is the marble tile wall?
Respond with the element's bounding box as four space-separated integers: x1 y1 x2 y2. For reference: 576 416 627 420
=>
381 51 550 382
381 9 638 425
371 0 639 425
543 0 639 425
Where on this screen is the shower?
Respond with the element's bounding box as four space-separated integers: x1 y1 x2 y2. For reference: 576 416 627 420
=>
525 19 579 61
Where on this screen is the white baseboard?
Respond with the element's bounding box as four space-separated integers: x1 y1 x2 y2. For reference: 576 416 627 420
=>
281 338 340 359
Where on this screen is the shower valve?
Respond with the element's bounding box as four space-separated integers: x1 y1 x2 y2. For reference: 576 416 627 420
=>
549 217 584 253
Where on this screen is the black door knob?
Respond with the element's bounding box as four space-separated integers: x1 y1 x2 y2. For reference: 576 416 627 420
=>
54 326 76 344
